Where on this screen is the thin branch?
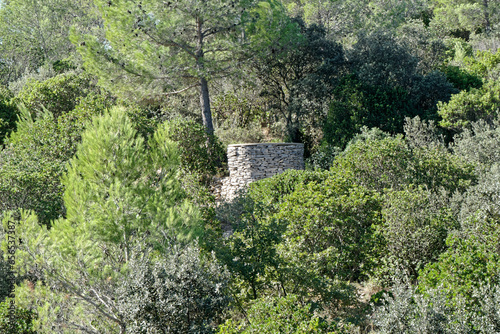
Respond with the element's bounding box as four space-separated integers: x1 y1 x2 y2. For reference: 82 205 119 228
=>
164 83 199 96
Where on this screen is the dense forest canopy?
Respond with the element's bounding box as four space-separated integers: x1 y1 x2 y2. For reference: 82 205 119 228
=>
0 0 499 332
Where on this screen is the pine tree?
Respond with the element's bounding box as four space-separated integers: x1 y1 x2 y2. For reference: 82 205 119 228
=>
12 107 202 332
73 0 265 135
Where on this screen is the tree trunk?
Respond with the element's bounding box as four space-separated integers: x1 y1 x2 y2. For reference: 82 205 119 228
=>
199 76 214 136
483 0 491 32
196 17 214 136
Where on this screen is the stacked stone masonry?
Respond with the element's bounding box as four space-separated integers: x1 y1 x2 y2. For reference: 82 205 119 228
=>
220 143 304 202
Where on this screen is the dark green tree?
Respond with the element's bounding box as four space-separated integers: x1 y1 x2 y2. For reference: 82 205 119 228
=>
253 17 344 144
324 32 456 148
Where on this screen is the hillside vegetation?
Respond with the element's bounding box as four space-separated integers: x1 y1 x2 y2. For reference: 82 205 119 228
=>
0 0 500 332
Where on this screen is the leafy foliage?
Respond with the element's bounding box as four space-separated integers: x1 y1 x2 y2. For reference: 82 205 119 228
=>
418 165 500 308
331 127 475 194
218 295 334 334
118 242 230 334
162 118 226 181
0 109 67 224
0 86 17 145
324 32 456 147
247 169 330 212
0 88 112 224
0 0 101 84
275 171 382 283
0 299 36 334
438 80 500 132
378 186 457 279
12 109 202 332
215 196 286 300
452 119 500 171
372 280 471 334
440 65 483 91
13 72 100 118
253 17 344 144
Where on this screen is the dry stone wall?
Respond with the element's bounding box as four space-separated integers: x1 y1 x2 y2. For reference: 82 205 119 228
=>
220 143 304 202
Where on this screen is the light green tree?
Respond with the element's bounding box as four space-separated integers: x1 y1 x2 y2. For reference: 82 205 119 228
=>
10 107 202 332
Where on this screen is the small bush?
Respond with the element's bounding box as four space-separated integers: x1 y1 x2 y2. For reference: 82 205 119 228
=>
372 281 471 334
162 118 227 181
378 186 457 280
452 119 500 170
441 65 483 91
247 169 330 212
306 143 342 170
118 242 231 334
372 279 500 333
215 120 265 147
13 72 98 118
438 80 500 132
218 295 334 334
0 299 36 334
0 86 17 145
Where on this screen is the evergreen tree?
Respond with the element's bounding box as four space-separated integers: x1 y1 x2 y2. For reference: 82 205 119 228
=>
73 0 272 135
12 108 202 332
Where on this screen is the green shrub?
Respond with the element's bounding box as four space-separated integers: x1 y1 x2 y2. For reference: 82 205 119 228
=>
306 143 342 170
372 281 471 334
212 92 266 128
378 186 457 280
0 109 67 224
418 165 500 308
0 299 36 334
438 80 500 132
162 118 227 182
11 109 203 332
13 72 98 118
331 130 413 192
247 169 330 212
452 119 500 171
418 220 500 309
218 295 334 334
373 279 500 333
331 127 475 194
118 242 231 334
441 65 483 91
461 49 500 81
275 171 382 283
214 196 286 300
215 120 265 147
324 76 413 148
0 85 17 145
324 32 456 148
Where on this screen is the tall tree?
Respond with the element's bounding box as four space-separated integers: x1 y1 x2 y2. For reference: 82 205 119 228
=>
74 0 277 135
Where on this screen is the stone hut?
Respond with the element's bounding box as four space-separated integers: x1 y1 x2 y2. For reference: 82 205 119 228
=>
219 143 304 202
